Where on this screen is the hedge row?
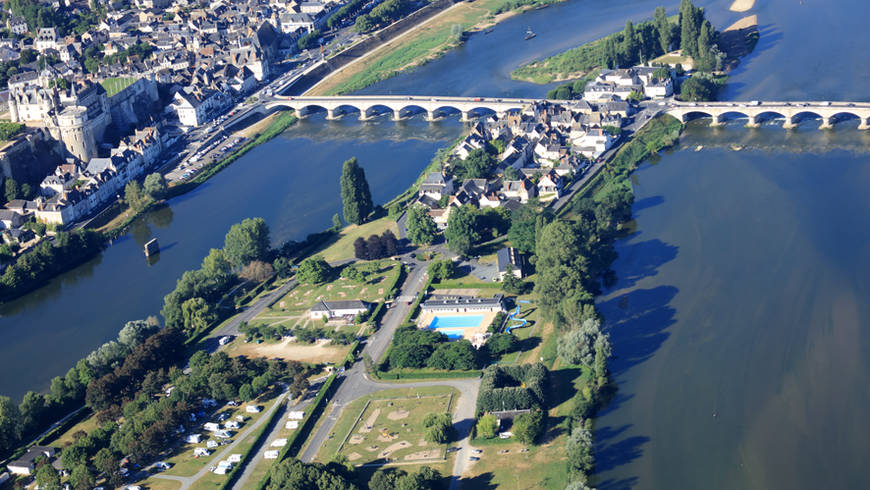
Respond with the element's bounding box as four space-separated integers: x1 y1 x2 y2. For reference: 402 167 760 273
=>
429 281 503 290
374 369 480 380
476 363 548 414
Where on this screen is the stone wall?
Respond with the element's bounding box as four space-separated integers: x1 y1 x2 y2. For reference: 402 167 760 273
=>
108 77 161 134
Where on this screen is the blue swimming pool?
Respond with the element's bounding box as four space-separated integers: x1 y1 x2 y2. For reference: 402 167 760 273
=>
428 315 485 330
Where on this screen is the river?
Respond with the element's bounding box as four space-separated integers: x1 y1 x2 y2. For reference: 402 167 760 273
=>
0 118 462 400
5 0 870 488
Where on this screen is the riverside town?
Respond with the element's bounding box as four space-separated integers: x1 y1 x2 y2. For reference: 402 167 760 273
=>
0 0 868 489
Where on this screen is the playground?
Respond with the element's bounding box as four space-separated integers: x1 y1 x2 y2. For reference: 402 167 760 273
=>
319 388 456 466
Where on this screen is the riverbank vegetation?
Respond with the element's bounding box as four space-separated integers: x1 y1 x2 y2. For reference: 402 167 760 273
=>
0 229 105 302
513 0 725 91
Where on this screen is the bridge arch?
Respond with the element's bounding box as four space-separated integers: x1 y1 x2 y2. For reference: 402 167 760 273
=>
679 110 716 123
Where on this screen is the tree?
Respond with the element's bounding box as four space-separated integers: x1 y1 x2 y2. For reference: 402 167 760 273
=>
181 297 217 333
118 319 159 348
353 237 369 260
679 74 720 101
501 265 525 294
427 341 476 370
557 318 606 366
238 383 255 402
340 264 366 283
332 213 343 231
512 410 544 445
0 395 22 453
427 259 455 282
70 463 95 490
444 205 479 256
35 462 61 490
475 413 499 439
273 256 293 278
654 6 671 52
3 178 18 203
422 413 453 443
267 459 357 490
621 20 638 64
239 260 274 282
296 255 332 284
454 148 495 180
340 157 373 225
485 333 518 357
406 204 437 245
19 390 47 434
143 172 167 199
124 180 150 212
566 423 595 476
94 447 123 488
201 248 233 285
224 217 271 268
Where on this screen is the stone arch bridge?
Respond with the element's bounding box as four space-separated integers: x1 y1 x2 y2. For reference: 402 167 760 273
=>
666 101 870 129
260 95 535 121
249 96 870 129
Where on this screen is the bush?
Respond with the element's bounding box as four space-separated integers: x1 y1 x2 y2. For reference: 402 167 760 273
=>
423 412 453 443
475 413 499 439
513 410 545 445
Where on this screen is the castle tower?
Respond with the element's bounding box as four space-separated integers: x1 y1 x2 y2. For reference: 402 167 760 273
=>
8 93 19 122
56 106 97 162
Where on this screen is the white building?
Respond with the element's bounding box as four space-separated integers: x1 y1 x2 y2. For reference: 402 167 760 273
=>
308 299 370 320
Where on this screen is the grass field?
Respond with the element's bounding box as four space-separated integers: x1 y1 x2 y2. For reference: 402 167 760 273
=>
315 386 457 466
101 77 137 97
266 260 401 314
315 218 398 262
43 414 100 448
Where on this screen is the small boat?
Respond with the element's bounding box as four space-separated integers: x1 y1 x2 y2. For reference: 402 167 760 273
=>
524 27 536 40
484 27 494 34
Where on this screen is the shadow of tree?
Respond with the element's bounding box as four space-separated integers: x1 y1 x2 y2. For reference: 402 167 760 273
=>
597 285 678 377
609 239 679 291
456 471 498 489
594 435 650 473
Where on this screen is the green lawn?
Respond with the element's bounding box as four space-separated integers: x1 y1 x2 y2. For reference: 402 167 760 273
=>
265 260 401 314
43 413 99 448
101 77 137 97
315 218 398 263
315 386 457 465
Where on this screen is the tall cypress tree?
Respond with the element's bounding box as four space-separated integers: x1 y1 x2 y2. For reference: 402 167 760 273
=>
654 6 671 53
340 157 373 225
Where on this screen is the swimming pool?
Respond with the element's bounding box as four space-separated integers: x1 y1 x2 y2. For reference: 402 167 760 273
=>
429 315 485 329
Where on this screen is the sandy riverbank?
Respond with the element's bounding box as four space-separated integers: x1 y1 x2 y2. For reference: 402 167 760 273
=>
729 0 755 12
307 0 560 95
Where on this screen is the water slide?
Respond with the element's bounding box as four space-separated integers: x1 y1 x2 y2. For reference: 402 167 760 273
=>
505 305 528 333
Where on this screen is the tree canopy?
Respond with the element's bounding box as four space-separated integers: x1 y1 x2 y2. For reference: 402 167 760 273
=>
340 158 373 225
223 217 271 268
406 204 438 245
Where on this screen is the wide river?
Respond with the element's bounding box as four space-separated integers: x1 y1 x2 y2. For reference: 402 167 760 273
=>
5 0 870 488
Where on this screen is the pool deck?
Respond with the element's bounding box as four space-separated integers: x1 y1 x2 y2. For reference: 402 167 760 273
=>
416 311 497 341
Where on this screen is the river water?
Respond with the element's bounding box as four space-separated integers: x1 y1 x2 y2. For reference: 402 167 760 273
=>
4 0 870 488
